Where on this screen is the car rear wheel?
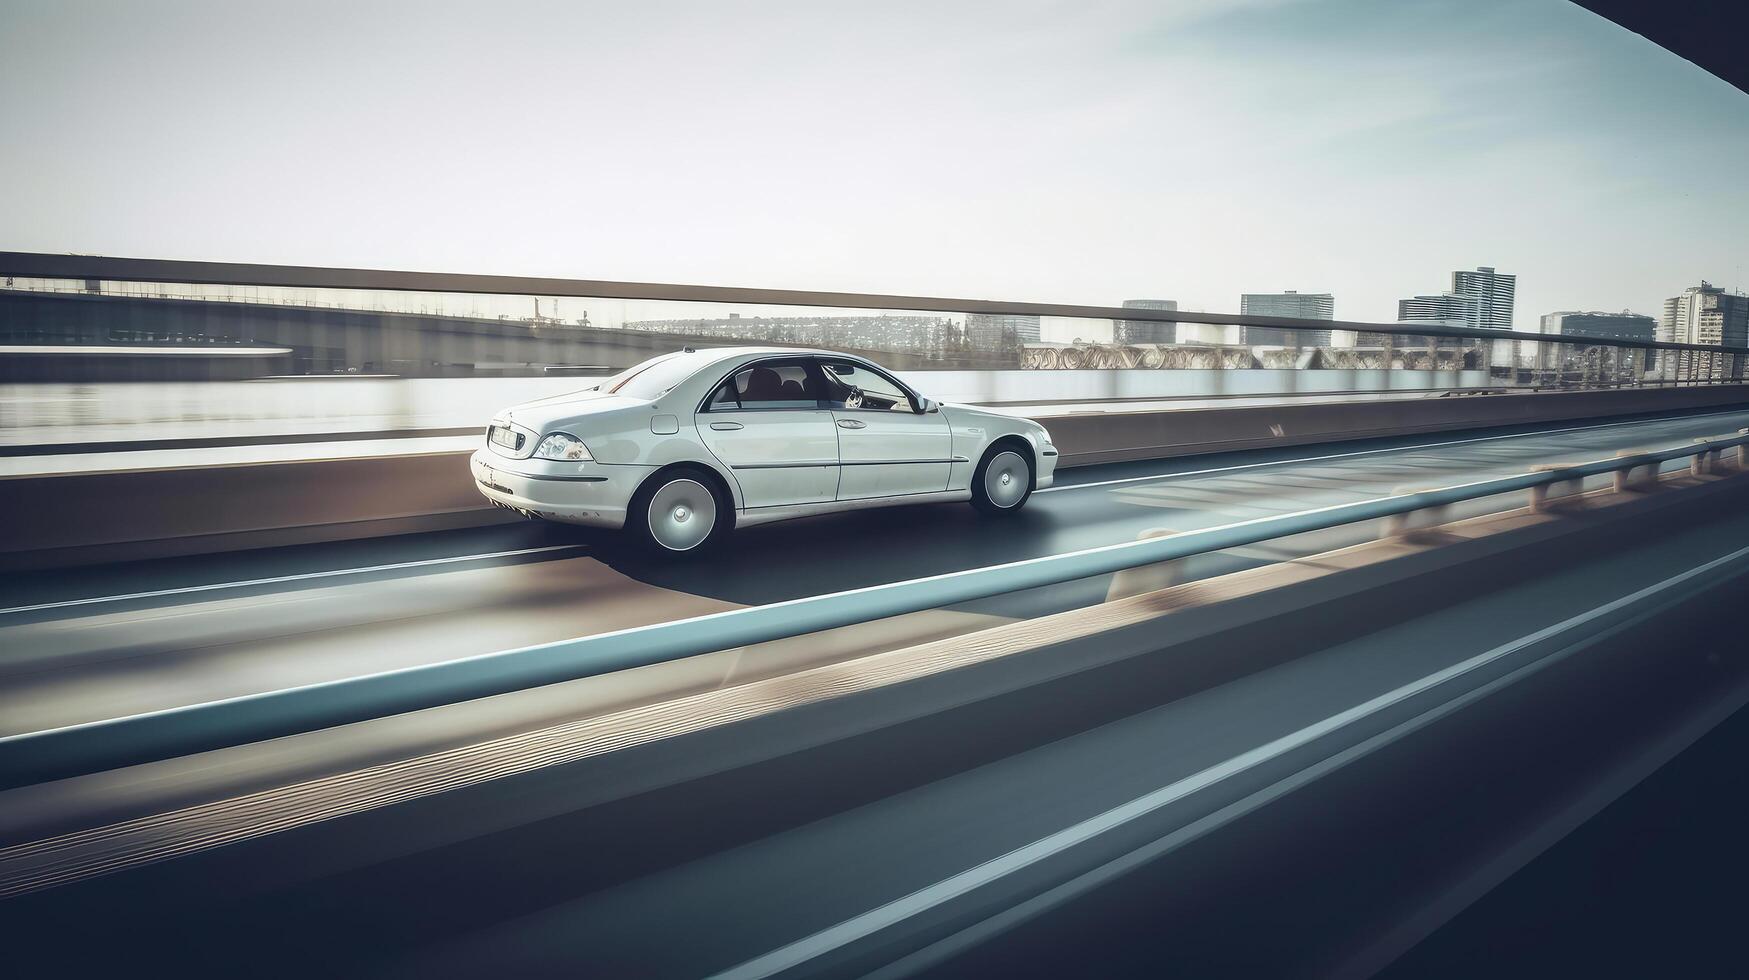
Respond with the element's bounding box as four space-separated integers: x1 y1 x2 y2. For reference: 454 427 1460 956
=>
971 447 1033 515
631 467 729 554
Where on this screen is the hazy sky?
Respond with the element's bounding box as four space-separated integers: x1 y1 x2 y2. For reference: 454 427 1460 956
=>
3 0 1746 334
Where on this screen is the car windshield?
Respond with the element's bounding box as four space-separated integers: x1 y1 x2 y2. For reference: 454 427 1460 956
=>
597 352 703 400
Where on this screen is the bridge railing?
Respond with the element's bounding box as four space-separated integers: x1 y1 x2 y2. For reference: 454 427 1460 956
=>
4 251 1744 450
3 426 1747 789
3 251 1743 383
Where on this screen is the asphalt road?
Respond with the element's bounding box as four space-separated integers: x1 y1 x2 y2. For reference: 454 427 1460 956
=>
3 406 1748 741
2 446 1745 978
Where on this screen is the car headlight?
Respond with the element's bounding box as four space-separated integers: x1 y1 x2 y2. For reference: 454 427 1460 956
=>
534 432 593 461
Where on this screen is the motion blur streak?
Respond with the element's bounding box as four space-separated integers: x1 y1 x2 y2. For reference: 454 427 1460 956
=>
0 544 584 617
0 577 1153 897
714 543 1749 980
1037 406 1749 493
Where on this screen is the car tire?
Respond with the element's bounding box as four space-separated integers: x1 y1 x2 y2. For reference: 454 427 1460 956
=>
629 466 732 554
970 445 1034 515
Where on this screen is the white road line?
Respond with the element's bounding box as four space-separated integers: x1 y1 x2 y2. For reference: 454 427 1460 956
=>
0 545 586 617
1037 408 1749 495
710 541 1749 980
6 411 1739 618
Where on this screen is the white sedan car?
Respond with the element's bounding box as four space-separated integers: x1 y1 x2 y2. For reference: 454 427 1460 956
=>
471 347 1058 552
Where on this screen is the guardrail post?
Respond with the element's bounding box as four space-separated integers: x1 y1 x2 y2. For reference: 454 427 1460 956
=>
1739 429 1749 472
1691 439 1719 476
1381 487 1450 540
1612 450 1657 492
1528 465 1584 513
1106 528 1184 601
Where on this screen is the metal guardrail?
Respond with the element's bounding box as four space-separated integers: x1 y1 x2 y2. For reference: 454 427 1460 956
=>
2 430 1747 789
4 250 1746 357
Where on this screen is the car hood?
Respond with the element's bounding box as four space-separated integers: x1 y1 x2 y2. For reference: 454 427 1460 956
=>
941 401 1021 422
496 388 645 433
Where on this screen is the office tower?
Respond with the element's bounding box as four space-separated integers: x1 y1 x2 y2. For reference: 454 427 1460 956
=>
1539 311 1655 344
1661 282 1749 347
1114 299 1178 345
1397 292 1482 328
1661 282 1749 378
1452 266 1516 331
1240 291 1334 346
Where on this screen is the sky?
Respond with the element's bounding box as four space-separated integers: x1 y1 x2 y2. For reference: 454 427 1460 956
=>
3 0 1746 340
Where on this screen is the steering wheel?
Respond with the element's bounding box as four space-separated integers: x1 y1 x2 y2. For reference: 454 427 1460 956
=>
844 386 864 409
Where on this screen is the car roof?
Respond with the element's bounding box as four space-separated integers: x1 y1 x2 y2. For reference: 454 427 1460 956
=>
691 345 860 359
677 346 877 368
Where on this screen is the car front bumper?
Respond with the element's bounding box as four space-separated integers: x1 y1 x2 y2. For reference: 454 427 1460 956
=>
470 449 648 530
1036 446 1058 489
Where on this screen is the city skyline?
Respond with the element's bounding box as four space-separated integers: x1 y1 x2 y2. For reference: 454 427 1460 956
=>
2 0 1745 333
7 270 1740 355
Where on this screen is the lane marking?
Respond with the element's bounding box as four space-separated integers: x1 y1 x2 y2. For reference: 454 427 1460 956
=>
7 410 1742 619
866 604 1749 980
0 545 587 618
711 541 1749 980
1037 408 1749 495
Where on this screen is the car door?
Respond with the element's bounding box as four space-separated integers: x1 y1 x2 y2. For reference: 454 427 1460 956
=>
818 357 952 500
697 358 841 509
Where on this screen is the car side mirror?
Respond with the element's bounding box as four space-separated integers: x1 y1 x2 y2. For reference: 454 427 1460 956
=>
917 397 939 414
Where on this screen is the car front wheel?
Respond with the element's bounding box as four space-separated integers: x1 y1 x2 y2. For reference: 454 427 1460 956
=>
631 468 729 554
971 447 1033 515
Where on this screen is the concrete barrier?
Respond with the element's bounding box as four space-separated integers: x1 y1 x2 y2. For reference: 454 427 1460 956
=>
1039 382 1749 467
0 452 510 569
3 382 1748 570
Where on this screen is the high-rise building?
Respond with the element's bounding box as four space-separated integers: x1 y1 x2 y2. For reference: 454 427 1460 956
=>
1661 283 1749 378
1396 292 1481 328
964 313 1041 351
1240 291 1334 346
1387 292 1482 355
1452 266 1516 331
1114 299 1178 345
1539 311 1656 344
1661 283 1748 347
1384 266 1514 362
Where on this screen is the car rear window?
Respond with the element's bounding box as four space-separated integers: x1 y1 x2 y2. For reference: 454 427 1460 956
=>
607 352 702 400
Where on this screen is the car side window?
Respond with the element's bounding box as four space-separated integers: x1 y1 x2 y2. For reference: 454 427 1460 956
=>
710 360 821 411
820 360 915 413
707 378 740 409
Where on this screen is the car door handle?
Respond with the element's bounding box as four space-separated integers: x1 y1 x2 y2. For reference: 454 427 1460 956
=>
709 421 744 431
836 419 867 429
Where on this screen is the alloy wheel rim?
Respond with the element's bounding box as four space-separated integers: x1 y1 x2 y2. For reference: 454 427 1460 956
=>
984 451 1029 508
648 479 716 551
